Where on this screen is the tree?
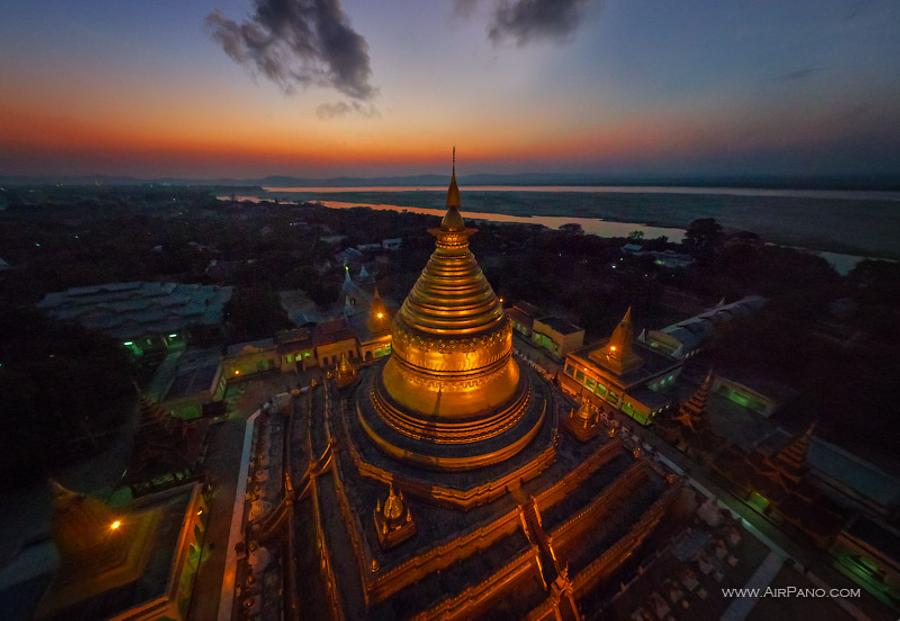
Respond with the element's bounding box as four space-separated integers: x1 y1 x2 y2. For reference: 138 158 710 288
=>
683 218 722 254
627 230 645 240
0 308 136 487
225 284 291 343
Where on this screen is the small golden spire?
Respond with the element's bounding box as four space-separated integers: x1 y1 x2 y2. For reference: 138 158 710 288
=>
592 305 643 374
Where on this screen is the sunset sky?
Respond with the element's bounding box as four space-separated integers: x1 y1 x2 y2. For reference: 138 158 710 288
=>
1 0 899 179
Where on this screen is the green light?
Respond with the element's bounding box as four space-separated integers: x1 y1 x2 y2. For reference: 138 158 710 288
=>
123 341 133 346
749 491 769 511
168 333 178 338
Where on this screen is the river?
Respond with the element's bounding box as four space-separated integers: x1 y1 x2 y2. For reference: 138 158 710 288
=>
218 191 894 276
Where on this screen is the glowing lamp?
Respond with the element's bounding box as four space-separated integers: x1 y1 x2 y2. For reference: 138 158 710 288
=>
610 346 617 352
376 312 384 319
234 369 240 376
110 520 122 531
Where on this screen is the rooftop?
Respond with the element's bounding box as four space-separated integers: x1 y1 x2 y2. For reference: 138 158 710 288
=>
534 315 583 336
570 339 681 388
37 282 232 340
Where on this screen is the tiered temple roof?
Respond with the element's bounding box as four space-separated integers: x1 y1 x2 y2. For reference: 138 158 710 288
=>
124 396 206 495
712 423 846 546
673 369 715 432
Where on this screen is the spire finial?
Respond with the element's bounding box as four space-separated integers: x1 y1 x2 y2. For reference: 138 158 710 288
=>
443 146 463 215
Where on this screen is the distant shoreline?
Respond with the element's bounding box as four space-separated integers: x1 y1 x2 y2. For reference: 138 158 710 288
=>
4 173 900 193
216 188 900 260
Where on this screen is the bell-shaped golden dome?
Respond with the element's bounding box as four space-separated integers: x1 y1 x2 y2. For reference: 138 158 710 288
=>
383 485 404 520
378 153 522 427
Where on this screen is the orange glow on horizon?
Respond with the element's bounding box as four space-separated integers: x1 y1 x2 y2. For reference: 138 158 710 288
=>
0 98 739 177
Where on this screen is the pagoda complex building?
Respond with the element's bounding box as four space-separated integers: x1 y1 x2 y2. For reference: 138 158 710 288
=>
252 157 682 620
560 307 683 425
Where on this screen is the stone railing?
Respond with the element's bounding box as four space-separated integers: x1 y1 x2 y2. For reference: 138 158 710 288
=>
534 439 622 509
572 483 680 595
329 447 375 609
411 546 539 621
549 461 648 548
369 505 523 605
308 474 346 620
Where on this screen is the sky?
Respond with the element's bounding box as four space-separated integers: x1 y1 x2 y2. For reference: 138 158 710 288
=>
1 0 899 180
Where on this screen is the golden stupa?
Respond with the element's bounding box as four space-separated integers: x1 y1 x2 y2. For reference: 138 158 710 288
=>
372 151 530 457
269 152 682 621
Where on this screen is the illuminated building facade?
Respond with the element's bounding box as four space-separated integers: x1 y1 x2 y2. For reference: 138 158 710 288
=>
560 307 683 425
508 301 585 359
240 160 681 619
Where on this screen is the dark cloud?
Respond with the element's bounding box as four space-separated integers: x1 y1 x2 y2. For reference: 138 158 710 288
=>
206 0 377 101
458 0 591 46
778 67 821 81
316 100 380 119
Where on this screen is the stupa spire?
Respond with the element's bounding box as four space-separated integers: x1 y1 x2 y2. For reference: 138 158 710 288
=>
596 305 643 374
442 147 464 229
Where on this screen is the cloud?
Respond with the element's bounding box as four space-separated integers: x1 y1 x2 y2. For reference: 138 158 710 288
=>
458 0 591 46
316 101 380 119
778 67 821 81
206 0 377 101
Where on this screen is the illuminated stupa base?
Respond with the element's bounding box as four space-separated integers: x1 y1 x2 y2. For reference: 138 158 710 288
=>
360 360 551 474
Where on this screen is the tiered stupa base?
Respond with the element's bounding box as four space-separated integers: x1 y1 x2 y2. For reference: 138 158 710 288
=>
282 367 679 620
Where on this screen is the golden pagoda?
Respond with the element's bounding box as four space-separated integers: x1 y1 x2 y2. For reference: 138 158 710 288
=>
373 484 416 549
369 149 535 469
335 351 359 389
590 306 643 374
38 480 162 619
49 479 125 562
562 392 602 442
264 152 681 621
